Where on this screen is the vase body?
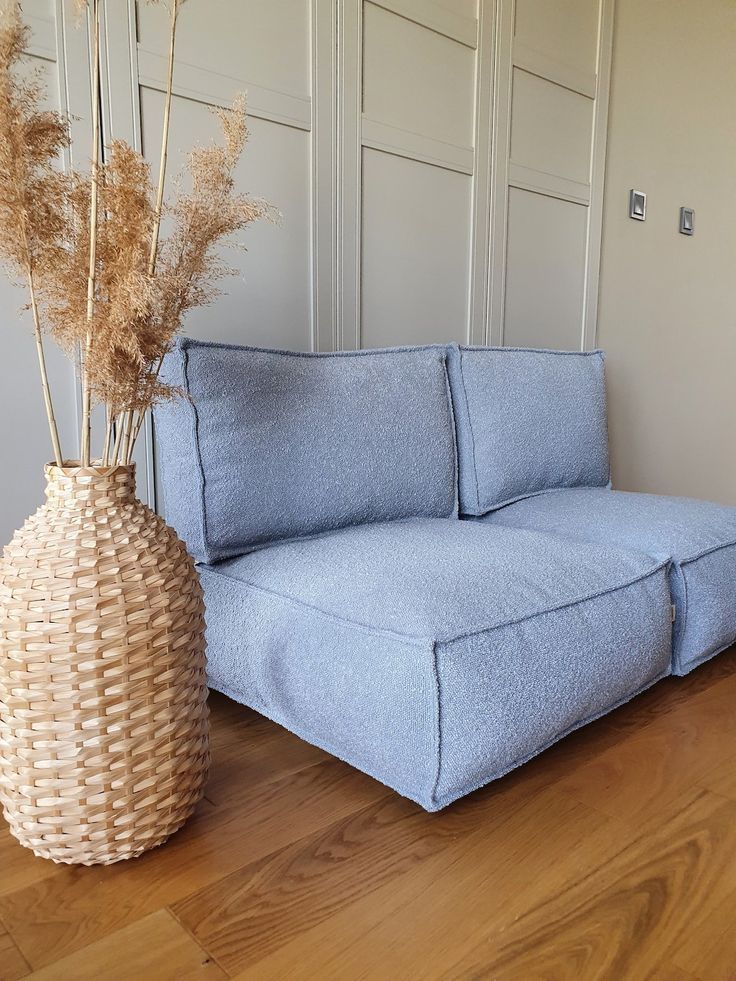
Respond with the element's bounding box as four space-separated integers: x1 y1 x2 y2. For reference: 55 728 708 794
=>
0 463 209 865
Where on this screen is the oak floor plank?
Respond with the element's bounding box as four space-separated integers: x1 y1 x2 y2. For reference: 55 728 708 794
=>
204 710 329 806
0 760 386 971
22 909 225 981
172 770 548 975
602 647 736 734
440 788 736 981
0 827 63 899
553 673 736 826
697 751 736 803
173 707 632 976
229 787 616 980
1 655 734 980
0 920 30 981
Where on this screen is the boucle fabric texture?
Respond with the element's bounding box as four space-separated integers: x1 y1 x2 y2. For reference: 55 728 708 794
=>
481 487 736 674
446 344 610 515
199 518 672 810
154 338 458 563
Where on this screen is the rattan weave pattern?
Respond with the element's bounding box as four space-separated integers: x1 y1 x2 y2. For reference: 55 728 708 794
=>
0 463 209 865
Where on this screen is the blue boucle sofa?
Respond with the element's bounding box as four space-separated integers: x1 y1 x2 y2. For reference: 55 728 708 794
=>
154 338 736 811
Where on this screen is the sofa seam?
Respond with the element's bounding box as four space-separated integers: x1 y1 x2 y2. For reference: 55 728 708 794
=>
459 345 605 358
438 559 670 643
182 345 214 566
465 484 613 518
673 634 736 676
678 536 736 566
431 666 670 809
202 555 670 648
178 336 449 358
429 641 443 809
456 348 482 515
441 353 461 518
672 562 688 674
199 563 434 649
208 675 435 809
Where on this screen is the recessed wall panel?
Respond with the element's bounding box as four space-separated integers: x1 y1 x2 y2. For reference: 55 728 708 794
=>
0 22 79 544
140 89 311 350
510 69 593 184
514 0 599 81
361 149 471 347
504 187 587 350
137 0 311 100
362 3 475 148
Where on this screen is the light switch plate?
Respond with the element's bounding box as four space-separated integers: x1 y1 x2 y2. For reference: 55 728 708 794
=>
680 207 694 235
629 189 647 221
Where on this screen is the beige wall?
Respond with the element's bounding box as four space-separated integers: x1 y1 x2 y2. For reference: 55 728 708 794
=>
598 0 736 505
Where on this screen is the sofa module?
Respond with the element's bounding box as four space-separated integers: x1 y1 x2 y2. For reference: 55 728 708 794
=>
153 337 729 810
482 489 736 675
198 519 671 810
447 344 736 675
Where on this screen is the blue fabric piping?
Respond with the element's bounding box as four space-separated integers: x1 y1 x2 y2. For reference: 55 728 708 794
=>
202 557 669 647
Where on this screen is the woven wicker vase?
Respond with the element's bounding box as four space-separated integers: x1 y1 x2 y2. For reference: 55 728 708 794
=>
0 462 209 866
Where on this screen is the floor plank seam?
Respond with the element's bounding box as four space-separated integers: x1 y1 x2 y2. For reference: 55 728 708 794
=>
166 905 231 977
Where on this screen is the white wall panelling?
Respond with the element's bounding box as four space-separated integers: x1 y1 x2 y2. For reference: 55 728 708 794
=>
356 0 478 347
492 0 614 350
0 1 94 545
0 0 617 535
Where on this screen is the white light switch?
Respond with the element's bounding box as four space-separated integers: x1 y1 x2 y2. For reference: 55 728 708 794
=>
680 207 694 235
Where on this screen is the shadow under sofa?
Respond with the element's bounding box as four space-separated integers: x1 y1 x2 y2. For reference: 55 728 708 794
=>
153 338 736 811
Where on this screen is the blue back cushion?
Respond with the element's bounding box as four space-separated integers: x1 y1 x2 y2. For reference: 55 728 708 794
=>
154 338 457 563
447 344 609 515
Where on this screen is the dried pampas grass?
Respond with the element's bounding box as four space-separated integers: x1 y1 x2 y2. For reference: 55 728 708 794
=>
0 4 70 464
0 0 272 468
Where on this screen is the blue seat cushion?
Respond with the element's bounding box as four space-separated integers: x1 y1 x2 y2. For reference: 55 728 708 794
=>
199 518 672 809
480 488 736 674
446 344 610 515
154 339 457 563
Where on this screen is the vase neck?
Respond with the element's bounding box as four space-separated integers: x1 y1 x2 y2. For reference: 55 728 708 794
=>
44 463 137 510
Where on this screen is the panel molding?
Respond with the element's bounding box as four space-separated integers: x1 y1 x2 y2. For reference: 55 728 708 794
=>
509 162 591 206
493 0 615 349
136 47 312 131
311 0 338 352
366 0 478 49
582 0 615 350
513 40 596 98
25 12 57 62
336 0 362 350
487 0 514 345
468 0 495 344
361 116 474 175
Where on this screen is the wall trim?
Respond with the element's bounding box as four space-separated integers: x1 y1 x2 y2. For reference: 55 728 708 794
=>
366 0 478 49
487 0 515 345
582 0 615 350
509 162 591 206
336 0 362 350
362 117 474 175
514 41 597 98
137 47 312 131
468 0 495 345
311 0 339 352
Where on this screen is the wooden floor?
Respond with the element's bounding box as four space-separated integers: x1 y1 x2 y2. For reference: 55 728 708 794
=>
2 650 736 981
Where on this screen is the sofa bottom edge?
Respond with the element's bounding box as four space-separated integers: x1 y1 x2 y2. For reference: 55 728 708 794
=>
207 674 437 811
429 666 672 811
207 666 673 815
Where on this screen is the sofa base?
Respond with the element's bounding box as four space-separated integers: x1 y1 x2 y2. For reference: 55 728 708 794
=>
199 520 673 812
208 667 671 812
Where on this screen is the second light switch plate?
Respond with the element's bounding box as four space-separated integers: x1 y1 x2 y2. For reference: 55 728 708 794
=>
629 189 647 221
